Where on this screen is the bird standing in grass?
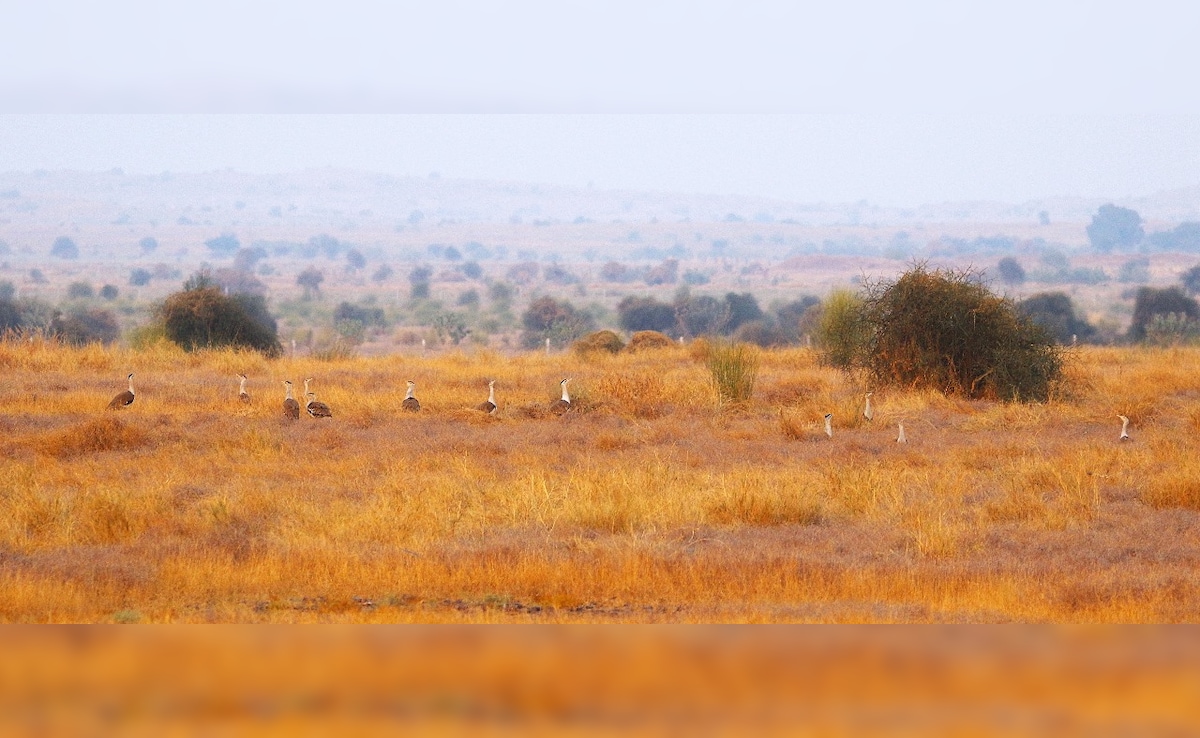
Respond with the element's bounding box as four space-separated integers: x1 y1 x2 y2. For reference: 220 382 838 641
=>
402 380 421 412
549 378 572 415
107 373 135 410
824 413 833 438
476 380 497 414
306 392 332 418
863 392 874 422
282 381 300 420
238 374 251 404
1118 415 1131 441
897 422 907 443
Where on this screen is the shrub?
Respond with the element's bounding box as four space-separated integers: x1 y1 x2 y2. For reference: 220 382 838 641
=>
1017 292 1096 344
618 296 677 333
67 282 95 300
1129 286 1200 342
996 257 1026 285
815 289 868 369
129 268 152 286
833 266 1063 402
100 285 119 301
520 296 595 349
572 330 625 356
50 308 121 346
50 236 79 259
675 294 730 337
42 417 148 458
159 279 282 356
626 330 676 352
707 341 758 407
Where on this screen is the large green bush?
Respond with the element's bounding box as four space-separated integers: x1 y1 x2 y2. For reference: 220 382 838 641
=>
825 266 1062 402
159 276 282 356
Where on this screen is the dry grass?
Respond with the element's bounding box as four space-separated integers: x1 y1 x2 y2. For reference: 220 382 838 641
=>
2 337 1200 623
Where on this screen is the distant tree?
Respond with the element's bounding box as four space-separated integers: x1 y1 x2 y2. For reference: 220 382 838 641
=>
333 301 387 328
1182 264 1200 296
618 296 677 333
456 289 481 309
1147 222 1200 252
1017 292 1096 344
488 281 514 309
159 274 282 356
408 265 432 300
232 246 268 272
100 284 119 300
461 261 483 280
996 257 1026 286
1038 210 1051 226
1087 204 1143 253
0 297 19 331
724 292 764 333
1129 286 1200 342
129 268 152 287
0 240 10 257
50 308 120 346
296 267 325 300
66 281 95 300
204 233 241 257
443 246 462 261
211 268 267 296
139 236 159 254
682 270 710 286
371 264 394 283
345 248 366 272
543 263 578 285
0 280 14 301
675 294 730 337
29 269 48 284
600 261 634 283
50 236 79 259
773 297 821 344
644 258 679 286
506 261 540 285
520 296 594 349
432 312 470 345
309 234 343 259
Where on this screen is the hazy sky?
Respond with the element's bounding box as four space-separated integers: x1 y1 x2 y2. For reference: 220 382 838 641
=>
2 2 1199 207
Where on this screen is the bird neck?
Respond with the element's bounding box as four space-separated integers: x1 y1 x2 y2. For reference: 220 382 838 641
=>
488 385 496 403
239 377 247 392
406 385 415 399
285 385 294 400
128 376 135 394
561 383 570 402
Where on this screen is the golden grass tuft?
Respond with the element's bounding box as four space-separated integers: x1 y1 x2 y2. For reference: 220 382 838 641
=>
1143 477 1200 511
39 416 150 458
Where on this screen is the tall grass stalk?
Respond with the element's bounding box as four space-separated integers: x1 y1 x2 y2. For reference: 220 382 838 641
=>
707 341 758 408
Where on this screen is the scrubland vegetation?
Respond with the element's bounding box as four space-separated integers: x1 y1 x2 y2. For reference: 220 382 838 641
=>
2 334 1199 623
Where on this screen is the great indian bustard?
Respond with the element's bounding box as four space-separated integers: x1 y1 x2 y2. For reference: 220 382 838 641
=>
863 392 874 422
305 391 333 418
402 380 421 412
238 373 251 404
476 380 497 414
823 413 833 438
549 378 572 415
1118 415 1131 441
282 381 300 420
107 373 135 410
897 422 907 443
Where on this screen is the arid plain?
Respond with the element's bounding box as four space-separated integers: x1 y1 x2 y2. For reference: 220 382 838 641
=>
2 336 1198 623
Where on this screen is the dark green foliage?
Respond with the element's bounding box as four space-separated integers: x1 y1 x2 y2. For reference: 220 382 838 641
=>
138 236 158 254
372 264 394 282
160 281 282 357
50 308 120 345
67 282 95 300
682 270 710 286
1017 292 1096 344
1128 286 1200 342
1147 222 1200 252
345 248 366 271
204 233 241 257
724 292 764 332
0 281 14 301
129 268 152 286
410 282 431 300
572 329 625 356
644 259 679 286
829 266 1062 402
233 246 268 272
1181 264 1200 296
456 289 481 309
707 341 758 407
0 298 19 331
618 296 676 333
1087 204 1143 253
100 285 119 300
543 264 578 285
51 236 79 259
675 294 730 337
309 234 344 259
334 301 387 328
772 297 821 344
296 267 324 299
601 261 635 283
432 312 470 345
29 269 48 285
732 320 788 347
520 296 595 349
461 261 483 280
996 257 1026 285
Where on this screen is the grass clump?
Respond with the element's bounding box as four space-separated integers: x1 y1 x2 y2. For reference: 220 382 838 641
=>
626 330 676 352
572 330 625 357
41 416 149 458
706 341 758 408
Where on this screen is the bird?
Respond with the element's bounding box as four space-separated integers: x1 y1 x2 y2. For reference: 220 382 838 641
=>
282 381 300 420
402 380 421 412
237 373 251 404
1118 415 1131 441
476 380 497 414
823 413 833 438
549 378 572 416
863 392 874 422
897 422 907 444
305 392 332 418
106 373 135 410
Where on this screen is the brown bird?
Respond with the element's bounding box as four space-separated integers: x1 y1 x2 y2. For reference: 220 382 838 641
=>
549 378 572 416
476 380 497 414
306 392 332 418
106 373 135 410
402 380 421 412
238 373 251 404
282 380 300 420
